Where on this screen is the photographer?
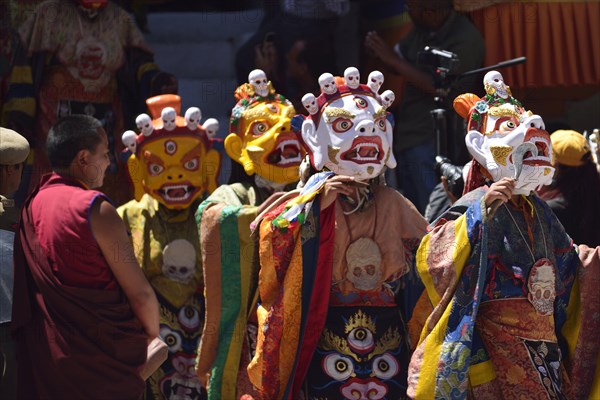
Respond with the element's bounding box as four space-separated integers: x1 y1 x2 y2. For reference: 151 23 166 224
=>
365 0 484 213
424 156 465 222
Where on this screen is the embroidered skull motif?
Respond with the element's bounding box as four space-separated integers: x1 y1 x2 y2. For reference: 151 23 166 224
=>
527 259 556 316
345 237 383 291
161 239 196 283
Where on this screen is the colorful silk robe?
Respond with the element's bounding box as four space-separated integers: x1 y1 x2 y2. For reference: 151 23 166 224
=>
408 188 600 399
248 183 428 399
195 182 282 400
118 194 205 400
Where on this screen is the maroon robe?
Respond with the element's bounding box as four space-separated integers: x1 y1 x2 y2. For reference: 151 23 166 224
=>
11 174 148 399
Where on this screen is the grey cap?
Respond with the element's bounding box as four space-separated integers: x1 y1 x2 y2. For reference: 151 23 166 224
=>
0 127 30 165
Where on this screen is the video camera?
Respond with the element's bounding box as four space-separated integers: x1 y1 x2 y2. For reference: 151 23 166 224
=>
435 156 464 199
417 47 460 90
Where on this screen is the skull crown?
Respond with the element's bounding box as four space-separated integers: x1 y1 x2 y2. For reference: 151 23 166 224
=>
123 94 218 154
301 67 394 116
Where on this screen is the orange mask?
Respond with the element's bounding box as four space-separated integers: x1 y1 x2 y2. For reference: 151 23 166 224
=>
123 95 221 209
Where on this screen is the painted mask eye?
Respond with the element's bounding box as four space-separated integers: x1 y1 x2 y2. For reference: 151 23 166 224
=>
148 163 164 176
332 118 354 133
323 353 354 380
251 122 270 136
376 118 387 132
499 119 517 134
372 353 399 380
354 97 368 109
165 140 177 155
184 158 199 171
159 326 182 353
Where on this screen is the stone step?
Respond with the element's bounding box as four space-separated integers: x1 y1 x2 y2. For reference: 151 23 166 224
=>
145 10 264 43
150 42 236 79
177 78 237 124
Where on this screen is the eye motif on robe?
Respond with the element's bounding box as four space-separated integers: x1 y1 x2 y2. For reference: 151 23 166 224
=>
314 309 402 399
122 94 221 210
153 301 204 400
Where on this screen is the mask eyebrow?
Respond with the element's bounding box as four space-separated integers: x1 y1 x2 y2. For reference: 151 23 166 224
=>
243 105 280 123
373 106 386 120
181 143 203 164
143 150 165 166
323 107 356 123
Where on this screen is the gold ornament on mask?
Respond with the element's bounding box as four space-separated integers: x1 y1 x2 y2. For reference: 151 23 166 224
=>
490 145 512 166
485 82 513 97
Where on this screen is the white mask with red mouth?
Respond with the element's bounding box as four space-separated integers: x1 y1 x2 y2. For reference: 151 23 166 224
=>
300 68 396 181
465 105 554 195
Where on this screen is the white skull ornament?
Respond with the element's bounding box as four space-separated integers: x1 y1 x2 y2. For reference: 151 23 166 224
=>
161 107 177 131
202 118 219 138
344 67 361 90
318 73 338 95
121 130 138 153
184 107 202 130
367 71 384 94
380 90 395 108
248 69 269 97
301 93 319 115
484 71 511 99
136 113 153 136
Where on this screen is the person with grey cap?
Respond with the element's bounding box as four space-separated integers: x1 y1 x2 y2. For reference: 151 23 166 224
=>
0 126 29 400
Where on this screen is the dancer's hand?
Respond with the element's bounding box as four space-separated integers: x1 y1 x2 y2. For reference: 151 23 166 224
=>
484 177 516 208
321 175 359 210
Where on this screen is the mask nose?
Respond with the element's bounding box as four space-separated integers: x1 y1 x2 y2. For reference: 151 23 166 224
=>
355 119 375 134
278 120 291 133
522 115 545 130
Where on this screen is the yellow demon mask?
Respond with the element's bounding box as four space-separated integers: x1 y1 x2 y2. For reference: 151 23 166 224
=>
224 69 302 185
122 95 221 209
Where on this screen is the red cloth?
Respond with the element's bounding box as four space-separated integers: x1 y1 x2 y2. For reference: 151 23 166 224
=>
468 2 600 89
12 173 147 400
290 201 335 397
30 173 118 289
